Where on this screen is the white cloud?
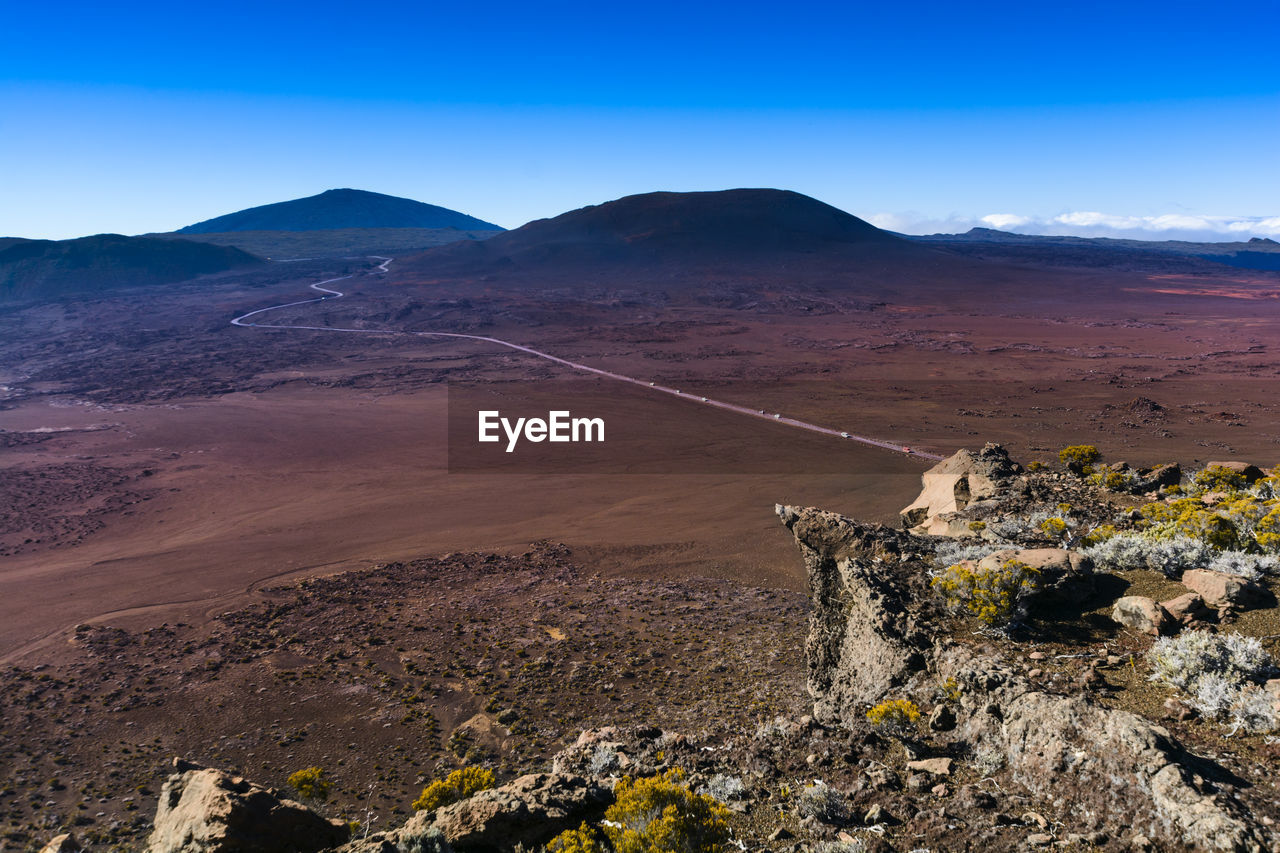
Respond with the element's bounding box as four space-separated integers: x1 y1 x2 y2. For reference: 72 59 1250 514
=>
980 213 1032 230
870 210 1280 241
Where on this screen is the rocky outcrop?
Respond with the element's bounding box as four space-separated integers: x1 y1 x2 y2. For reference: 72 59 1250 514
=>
433 773 610 851
899 443 1022 535
938 647 1265 852
349 773 610 853
147 759 349 853
776 505 932 722
779 505 1271 852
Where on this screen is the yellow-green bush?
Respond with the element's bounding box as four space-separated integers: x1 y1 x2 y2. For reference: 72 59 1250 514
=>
287 766 331 802
865 698 921 733
1141 497 1248 551
931 559 1039 626
547 823 607 853
1193 464 1249 493
412 766 495 811
1079 523 1119 547
1058 444 1101 473
1039 517 1069 540
569 768 732 853
1258 507 1280 554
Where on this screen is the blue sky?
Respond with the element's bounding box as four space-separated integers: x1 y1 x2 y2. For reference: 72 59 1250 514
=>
2 0 1277 240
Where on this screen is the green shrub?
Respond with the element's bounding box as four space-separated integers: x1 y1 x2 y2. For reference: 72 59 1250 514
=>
930 558 1039 626
1039 517 1069 540
589 768 731 853
1193 464 1249 494
865 698 921 735
287 766 331 802
547 823 607 853
412 766 495 811
1058 444 1101 474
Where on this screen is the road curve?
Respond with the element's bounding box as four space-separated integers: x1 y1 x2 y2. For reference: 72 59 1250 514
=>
231 257 944 462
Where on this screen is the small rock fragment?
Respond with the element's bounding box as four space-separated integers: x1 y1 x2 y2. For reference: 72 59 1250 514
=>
906 757 953 776
928 704 956 731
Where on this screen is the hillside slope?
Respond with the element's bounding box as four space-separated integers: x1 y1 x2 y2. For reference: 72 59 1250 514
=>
0 234 261 302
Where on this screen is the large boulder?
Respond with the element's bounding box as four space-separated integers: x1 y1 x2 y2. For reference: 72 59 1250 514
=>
976 547 1095 603
1181 570 1265 609
900 444 1022 535
777 505 932 724
1133 463 1182 493
1205 461 1266 484
38 835 82 853
146 759 348 853
1112 596 1175 636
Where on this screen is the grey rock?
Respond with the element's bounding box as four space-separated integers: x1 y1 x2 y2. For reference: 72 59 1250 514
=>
1112 596 1174 636
928 704 956 731
906 757 953 776
776 505 929 722
938 646 1266 852
431 773 610 852
146 759 348 853
899 444 1022 535
38 835 82 853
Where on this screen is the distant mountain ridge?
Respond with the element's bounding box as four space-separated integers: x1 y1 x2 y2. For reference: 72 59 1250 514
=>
0 234 261 302
911 227 1280 272
177 189 502 234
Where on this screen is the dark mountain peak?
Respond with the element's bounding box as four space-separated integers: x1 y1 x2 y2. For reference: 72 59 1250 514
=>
1248 237 1278 245
515 188 895 249
176 189 502 234
397 188 945 297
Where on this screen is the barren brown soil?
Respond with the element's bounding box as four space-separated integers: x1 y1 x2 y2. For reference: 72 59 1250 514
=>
2 255 1278 657
1 251 1278 848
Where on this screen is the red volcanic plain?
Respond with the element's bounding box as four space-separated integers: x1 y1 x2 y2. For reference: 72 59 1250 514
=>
1 193 1279 661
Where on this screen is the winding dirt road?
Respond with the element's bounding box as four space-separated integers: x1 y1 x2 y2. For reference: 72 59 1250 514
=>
232 257 944 462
